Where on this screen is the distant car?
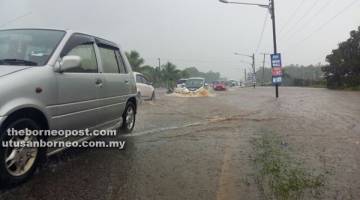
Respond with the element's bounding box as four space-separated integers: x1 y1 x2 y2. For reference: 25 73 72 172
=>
134 72 155 101
185 77 206 91
213 81 227 91
228 80 238 87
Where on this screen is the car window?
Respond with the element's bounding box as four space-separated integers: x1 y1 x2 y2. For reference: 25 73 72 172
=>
143 76 149 84
99 47 120 73
115 50 127 73
64 44 98 73
136 74 143 83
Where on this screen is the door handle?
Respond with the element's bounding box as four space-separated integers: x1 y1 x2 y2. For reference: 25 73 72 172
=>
95 79 103 87
124 80 129 84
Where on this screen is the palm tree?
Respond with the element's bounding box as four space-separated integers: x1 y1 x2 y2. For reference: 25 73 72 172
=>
161 62 181 91
125 51 144 72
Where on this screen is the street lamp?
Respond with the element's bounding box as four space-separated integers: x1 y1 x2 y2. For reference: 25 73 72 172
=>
219 0 279 98
219 0 269 8
234 52 256 88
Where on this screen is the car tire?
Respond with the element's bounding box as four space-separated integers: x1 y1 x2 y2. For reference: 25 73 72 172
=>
120 102 136 134
0 117 44 187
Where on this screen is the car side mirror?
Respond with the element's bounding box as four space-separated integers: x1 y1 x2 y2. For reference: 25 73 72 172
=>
59 56 81 73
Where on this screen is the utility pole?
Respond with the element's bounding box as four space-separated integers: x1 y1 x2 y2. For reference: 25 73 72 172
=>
262 53 266 86
252 53 256 88
157 58 161 87
270 0 279 98
244 68 247 86
219 0 280 98
260 53 270 86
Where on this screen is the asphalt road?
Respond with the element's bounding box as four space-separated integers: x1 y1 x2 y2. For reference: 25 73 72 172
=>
0 87 359 200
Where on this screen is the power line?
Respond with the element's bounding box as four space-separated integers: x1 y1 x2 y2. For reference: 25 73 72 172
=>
281 0 335 43
255 11 269 54
278 0 306 34
286 0 359 48
280 0 321 39
144 57 253 65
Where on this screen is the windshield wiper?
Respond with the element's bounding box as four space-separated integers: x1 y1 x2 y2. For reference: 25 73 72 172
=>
0 59 38 66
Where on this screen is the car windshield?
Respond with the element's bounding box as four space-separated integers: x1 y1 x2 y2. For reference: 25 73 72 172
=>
185 79 204 88
176 79 187 84
0 29 65 66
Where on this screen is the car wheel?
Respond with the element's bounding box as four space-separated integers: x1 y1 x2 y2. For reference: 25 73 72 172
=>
150 91 155 101
0 117 44 187
120 102 136 133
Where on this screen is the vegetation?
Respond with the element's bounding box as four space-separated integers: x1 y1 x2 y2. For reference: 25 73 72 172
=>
125 50 222 89
322 26 360 89
256 65 325 87
127 25 360 90
251 132 327 200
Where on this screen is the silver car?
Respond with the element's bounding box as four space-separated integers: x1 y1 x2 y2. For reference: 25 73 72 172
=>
0 29 138 185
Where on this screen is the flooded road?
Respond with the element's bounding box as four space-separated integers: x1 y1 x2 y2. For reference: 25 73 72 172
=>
0 87 359 200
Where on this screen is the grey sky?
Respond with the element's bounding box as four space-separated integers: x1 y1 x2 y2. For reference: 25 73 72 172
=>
1 0 359 79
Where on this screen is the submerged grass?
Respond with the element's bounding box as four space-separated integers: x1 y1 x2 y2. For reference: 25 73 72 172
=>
251 132 327 200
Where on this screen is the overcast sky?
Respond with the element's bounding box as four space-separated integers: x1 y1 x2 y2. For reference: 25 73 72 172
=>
1 0 359 79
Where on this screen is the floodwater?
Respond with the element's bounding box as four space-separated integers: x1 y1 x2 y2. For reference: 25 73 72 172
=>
0 87 359 200
169 87 215 97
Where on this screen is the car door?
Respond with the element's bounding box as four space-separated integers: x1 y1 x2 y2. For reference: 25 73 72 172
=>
142 76 152 98
96 41 130 127
53 34 101 131
136 74 147 98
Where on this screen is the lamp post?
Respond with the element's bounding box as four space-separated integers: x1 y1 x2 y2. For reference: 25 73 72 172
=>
234 52 256 88
220 0 279 98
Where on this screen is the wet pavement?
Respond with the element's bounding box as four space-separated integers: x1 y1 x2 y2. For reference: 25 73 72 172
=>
0 87 359 200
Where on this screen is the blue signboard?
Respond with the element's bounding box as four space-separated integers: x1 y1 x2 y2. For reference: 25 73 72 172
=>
272 77 282 84
271 54 282 68
270 53 282 85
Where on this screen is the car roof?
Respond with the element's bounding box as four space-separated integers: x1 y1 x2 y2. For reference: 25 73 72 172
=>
0 28 119 49
187 77 205 80
133 72 143 76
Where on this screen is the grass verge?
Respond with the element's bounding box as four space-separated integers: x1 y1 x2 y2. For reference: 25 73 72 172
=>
251 132 327 200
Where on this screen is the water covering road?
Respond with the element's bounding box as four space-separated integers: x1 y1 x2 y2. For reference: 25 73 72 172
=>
0 87 359 200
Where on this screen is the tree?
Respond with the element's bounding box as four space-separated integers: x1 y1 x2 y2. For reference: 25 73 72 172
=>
161 62 181 90
124 50 224 88
323 26 360 89
183 67 200 77
125 51 144 72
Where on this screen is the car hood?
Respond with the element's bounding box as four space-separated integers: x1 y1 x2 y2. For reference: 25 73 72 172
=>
0 65 30 77
187 86 203 91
